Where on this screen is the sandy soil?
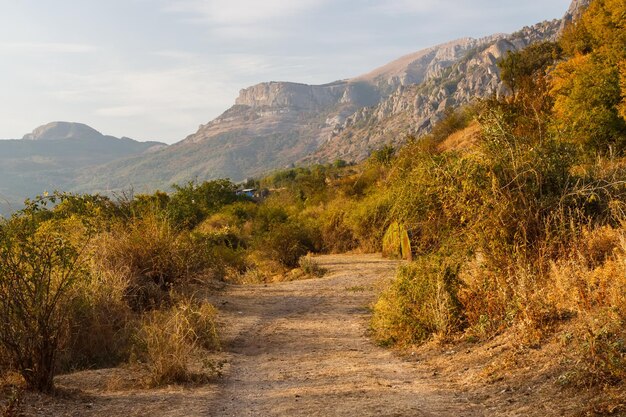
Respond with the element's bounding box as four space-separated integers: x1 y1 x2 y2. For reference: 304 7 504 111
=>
5 254 622 416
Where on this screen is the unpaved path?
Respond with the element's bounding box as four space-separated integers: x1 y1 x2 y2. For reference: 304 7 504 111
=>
16 254 485 416
204 254 481 416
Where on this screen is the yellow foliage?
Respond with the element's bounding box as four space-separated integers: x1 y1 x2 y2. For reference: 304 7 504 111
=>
551 0 626 153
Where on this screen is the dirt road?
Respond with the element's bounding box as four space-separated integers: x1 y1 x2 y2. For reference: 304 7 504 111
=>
204 254 481 416
17 254 485 416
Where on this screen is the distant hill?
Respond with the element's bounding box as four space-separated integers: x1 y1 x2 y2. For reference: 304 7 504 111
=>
0 122 166 214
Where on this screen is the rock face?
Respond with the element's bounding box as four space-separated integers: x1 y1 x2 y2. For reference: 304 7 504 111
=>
561 0 592 31
80 0 583 193
307 20 563 163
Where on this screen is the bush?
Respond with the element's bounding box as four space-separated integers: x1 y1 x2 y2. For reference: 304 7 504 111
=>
319 199 358 253
167 180 241 230
60 268 134 371
298 255 327 277
0 217 91 392
372 254 464 346
136 298 219 386
344 191 393 252
260 220 317 268
94 214 215 311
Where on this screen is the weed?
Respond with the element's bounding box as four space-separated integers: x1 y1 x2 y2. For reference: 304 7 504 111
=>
135 298 220 386
371 254 464 346
298 255 327 277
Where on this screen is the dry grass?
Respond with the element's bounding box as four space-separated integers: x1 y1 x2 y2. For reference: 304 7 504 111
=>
437 121 481 153
135 298 220 387
93 214 213 311
297 254 327 278
548 225 626 385
60 268 134 370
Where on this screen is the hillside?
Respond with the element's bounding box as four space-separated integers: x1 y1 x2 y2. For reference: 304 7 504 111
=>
307 20 562 162
0 122 165 213
76 3 586 194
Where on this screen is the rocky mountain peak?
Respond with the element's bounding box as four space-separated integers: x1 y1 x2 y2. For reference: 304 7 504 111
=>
22 122 103 141
561 0 592 31
234 81 349 111
352 36 504 89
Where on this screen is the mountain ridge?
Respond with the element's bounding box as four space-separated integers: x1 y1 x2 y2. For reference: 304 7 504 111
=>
44 0 594 196
79 22 560 191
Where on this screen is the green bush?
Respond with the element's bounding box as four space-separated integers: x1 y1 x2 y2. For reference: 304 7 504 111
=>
259 219 319 268
167 180 241 230
0 217 91 392
372 254 464 346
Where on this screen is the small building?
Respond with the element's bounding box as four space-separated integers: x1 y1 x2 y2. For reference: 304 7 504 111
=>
236 188 257 198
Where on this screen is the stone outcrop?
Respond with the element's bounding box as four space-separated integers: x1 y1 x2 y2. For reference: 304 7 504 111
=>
560 0 592 32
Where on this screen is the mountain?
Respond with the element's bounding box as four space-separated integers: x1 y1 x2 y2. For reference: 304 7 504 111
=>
0 122 166 214
306 21 563 163
71 1 589 193
22 122 104 141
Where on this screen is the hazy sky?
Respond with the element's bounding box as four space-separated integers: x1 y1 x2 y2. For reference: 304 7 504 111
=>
0 0 571 143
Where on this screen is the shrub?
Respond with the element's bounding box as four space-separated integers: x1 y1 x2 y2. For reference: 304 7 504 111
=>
372 254 464 346
0 217 91 392
298 255 327 277
344 191 393 252
260 220 317 268
548 225 626 384
319 199 358 253
94 214 215 311
136 298 219 386
167 180 241 230
60 268 134 371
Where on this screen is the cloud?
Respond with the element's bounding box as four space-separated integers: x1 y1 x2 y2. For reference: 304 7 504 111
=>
152 50 200 60
95 106 147 117
0 42 96 54
161 0 326 25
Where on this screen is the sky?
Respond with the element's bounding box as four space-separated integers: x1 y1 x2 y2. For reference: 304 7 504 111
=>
0 0 571 144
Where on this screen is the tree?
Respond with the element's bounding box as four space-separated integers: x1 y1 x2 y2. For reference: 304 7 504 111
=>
499 41 561 95
0 216 90 392
167 180 240 229
550 0 626 154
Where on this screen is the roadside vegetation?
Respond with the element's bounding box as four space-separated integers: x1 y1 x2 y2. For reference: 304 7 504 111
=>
0 0 624 413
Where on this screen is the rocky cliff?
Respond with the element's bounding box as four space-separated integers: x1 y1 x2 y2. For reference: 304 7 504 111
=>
307 20 563 162
561 0 592 31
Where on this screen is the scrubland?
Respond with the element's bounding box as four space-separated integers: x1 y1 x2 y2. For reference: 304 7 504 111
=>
1 1 625 415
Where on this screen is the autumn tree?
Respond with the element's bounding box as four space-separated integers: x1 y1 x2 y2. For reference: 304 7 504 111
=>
550 0 626 154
